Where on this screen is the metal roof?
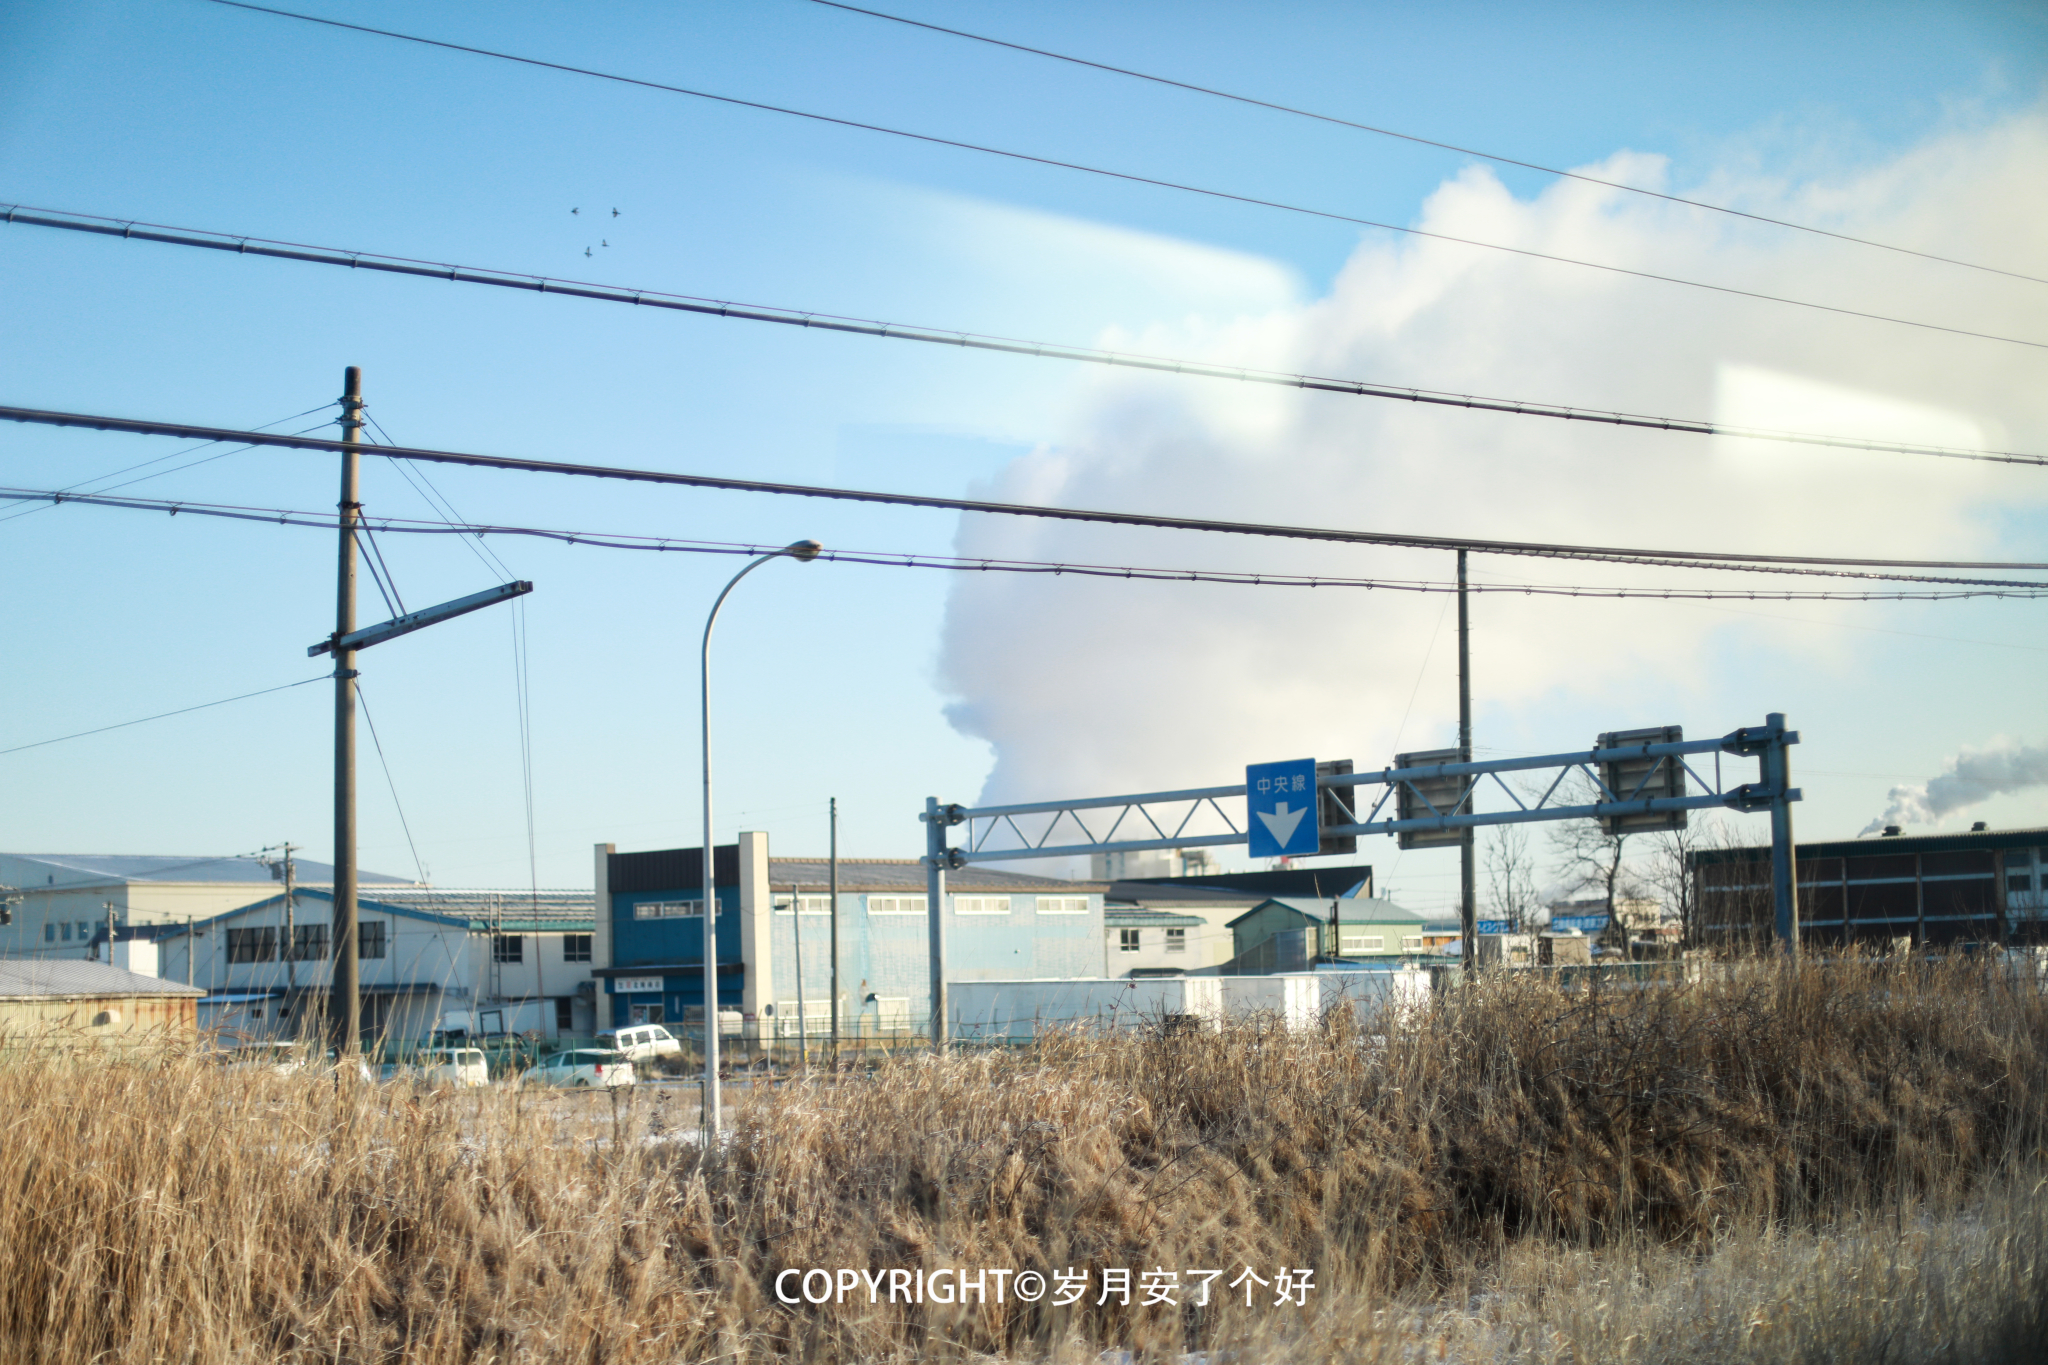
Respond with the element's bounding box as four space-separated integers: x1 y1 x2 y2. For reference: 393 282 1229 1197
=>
768 858 1100 893
1690 825 2048 864
1105 881 1264 907
1 853 415 887
1112 864 1374 899
0 958 205 999
149 888 593 936
1227 896 1430 929
365 888 594 932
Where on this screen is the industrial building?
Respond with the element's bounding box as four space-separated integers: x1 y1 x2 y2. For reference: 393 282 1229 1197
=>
1691 824 2047 948
593 835 1105 1037
148 886 597 1042
0 852 416 961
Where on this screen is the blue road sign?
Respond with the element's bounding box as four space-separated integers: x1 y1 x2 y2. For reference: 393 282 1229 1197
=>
1551 914 1610 934
1475 920 1512 935
1246 758 1321 858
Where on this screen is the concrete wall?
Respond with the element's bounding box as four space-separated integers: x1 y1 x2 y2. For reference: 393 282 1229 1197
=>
1219 974 1321 1030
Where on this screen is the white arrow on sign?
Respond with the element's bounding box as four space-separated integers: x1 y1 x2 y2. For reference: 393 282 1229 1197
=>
1256 801 1307 849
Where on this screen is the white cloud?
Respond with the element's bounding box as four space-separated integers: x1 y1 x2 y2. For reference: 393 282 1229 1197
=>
933 112 2048 823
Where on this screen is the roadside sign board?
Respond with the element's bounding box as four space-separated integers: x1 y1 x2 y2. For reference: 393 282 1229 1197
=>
1475 920 1512 935
1550 914 1610 934
1246 758 1321 858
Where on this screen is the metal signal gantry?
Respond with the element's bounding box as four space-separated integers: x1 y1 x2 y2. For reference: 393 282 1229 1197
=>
920 713 1802 1045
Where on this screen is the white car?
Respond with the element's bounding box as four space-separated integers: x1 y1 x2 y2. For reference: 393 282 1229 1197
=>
518 1048 636 1090
408 1046 490 1087
597 1024 683 1064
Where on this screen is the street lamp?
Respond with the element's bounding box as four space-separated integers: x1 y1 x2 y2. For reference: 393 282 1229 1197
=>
701 539 822 1140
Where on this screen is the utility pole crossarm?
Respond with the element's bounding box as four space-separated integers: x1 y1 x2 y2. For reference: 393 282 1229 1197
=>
310 580 532 656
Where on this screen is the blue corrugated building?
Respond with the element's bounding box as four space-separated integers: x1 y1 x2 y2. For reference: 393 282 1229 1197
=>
592 834 1103 1037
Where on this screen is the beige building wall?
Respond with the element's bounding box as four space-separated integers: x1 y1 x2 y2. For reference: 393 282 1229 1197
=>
737 831 772 1021
592 842 615 972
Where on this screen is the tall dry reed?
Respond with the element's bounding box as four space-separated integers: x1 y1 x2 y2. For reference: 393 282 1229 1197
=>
0 954 2041 1362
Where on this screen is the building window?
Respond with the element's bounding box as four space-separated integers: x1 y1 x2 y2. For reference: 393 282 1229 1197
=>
78 921 89 941
227 927 276 963
44 923 54 943
562 933 592 962
953 896 1011 916
554 997 575 1030
1340 934 1384 954
1401 936 1424 952
60 921 72 941
866 896 927 916
772 895 832 915
633 900 702 919
873 997 911 1032
359 920 386 960
289 923 329 961
1165 928 1186 953
1037 896 1089 915
492 934 524 963
1119 929 1142 953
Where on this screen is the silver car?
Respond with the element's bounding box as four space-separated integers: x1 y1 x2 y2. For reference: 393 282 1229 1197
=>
518 1048 636 1090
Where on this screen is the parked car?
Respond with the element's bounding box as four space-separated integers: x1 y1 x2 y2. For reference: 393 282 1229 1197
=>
407 1046 491 1087
518 1048 636 1090
596 1024 683 1064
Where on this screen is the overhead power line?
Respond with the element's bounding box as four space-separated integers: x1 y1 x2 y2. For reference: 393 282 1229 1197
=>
193 0 2046 352
0 675 326 756
804 0 2047 289
2 482 2042 601
4 404 2045 581
3 205 2036 468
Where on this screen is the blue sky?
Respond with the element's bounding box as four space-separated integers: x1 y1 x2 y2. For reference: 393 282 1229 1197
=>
1 1 2043 909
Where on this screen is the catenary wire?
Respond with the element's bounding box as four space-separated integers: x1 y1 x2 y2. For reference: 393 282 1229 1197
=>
188 3 2046 352
0 675 328 757
2 483 2042 599
354 681 428 886
5 403 2044 576
803 0 2047 289
5 203 2038 466
0 402 338 527
358 412 536 911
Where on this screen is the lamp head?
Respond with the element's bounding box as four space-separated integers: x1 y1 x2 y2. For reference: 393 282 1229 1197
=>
783 539 824 562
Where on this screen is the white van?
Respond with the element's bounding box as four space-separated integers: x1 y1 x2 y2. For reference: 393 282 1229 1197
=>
597 1024 683 1064
410 1047 490 1087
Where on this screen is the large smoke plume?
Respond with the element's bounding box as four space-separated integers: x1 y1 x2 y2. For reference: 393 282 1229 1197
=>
934 114 2048 853
1863 740 2048 834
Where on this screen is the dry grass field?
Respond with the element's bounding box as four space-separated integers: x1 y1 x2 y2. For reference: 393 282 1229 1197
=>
2 955 2043 1363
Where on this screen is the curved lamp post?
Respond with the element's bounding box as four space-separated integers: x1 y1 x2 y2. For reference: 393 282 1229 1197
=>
702 539 822 1139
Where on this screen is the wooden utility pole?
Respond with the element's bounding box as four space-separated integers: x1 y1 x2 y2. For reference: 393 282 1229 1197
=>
333 366 362 1053
828 797 839 1062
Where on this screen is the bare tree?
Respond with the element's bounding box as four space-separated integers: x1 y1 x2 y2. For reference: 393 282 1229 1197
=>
1547 774 1651 947
1646 813 1727 947
1484 824 1542 931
